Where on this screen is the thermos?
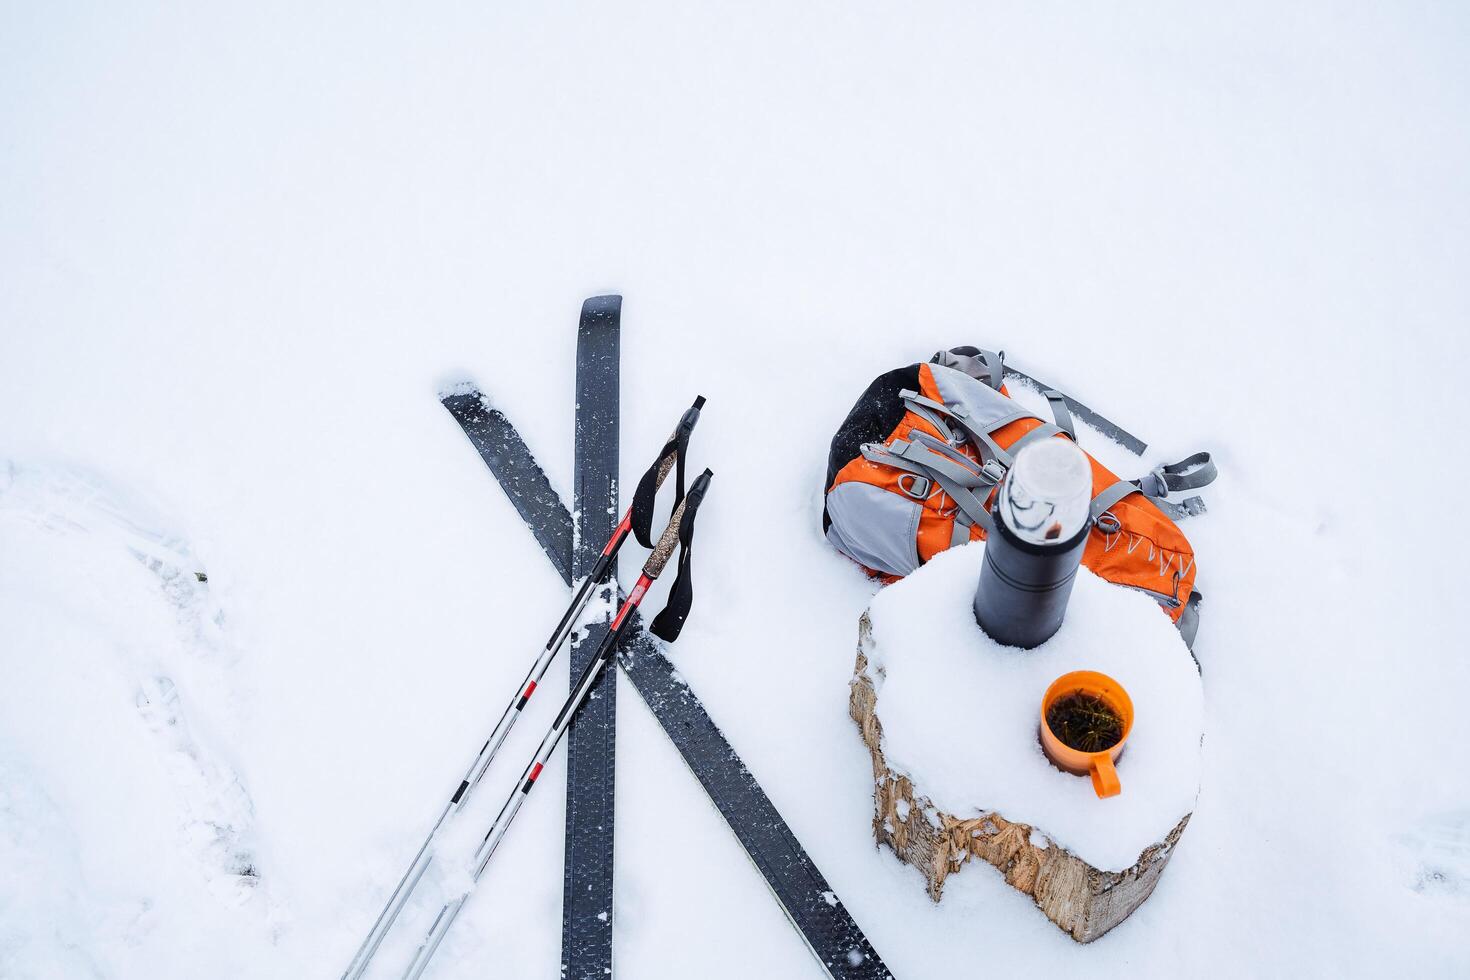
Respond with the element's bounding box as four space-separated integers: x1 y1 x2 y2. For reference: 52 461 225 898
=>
973 438 1093 649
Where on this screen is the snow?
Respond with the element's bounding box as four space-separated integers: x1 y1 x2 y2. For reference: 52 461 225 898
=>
4 2 1470 978
862 543 1204 872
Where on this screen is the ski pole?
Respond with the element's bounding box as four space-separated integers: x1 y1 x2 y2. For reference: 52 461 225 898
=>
400 469 714 980
340 397 705 980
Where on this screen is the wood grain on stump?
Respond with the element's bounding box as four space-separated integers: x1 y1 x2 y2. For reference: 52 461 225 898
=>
850 613 1189 943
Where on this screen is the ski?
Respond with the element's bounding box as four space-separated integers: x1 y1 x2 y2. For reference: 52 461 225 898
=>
565 294 620 978
441 389 893 980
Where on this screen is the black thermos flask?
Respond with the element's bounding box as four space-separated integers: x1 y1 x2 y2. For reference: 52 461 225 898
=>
973 437 1093 649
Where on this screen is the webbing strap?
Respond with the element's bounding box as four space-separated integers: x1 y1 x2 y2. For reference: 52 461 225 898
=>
899 390 1030 468
1150 495 1208 520
897 390 958 445
1142 452 1217 495
1092 473 1210 525
1090 480 1139 522
950 519 972 548
877 439 986 490
860 442 939 483
864 439 998 534
899 389 966 421
1044 390 1076 440
905 429 991 477
1004 422 1064 459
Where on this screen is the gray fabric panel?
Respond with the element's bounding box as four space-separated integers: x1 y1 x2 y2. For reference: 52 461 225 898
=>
928 363 1024 431
825 480 922 577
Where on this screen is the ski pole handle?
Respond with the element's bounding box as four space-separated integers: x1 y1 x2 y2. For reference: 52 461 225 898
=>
633 397 706 548
642 469 712 580
650 395 706 486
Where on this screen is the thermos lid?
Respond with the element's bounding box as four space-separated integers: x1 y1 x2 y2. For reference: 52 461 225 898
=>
997 438 1092 545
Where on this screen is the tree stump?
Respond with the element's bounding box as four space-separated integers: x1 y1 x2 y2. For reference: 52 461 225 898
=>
850 613 1190 943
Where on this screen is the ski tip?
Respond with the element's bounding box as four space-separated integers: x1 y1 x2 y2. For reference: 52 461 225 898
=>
437 378 484 403
692 395 707 410
582 294 623 316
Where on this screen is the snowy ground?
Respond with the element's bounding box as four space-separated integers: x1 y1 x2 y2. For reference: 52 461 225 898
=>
3 2 1469 977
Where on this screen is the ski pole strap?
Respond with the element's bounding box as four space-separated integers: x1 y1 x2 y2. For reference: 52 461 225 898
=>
645 468 713 642
631 395 705 549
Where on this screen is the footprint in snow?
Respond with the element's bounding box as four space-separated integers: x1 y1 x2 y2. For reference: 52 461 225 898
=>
1398 809 1470 901
0 459 224 650
2 458 266 911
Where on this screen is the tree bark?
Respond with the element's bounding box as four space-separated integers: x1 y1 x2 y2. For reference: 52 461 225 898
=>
850 612 1189 943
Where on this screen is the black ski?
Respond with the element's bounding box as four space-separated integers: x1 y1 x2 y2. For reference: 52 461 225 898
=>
565 295 620 978
441 389 893 980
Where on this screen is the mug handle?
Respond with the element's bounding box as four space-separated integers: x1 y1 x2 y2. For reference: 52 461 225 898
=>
1090 755 1121 798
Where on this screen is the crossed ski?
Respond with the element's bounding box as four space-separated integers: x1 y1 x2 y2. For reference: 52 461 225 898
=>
436 395 892 979
342 296 890 979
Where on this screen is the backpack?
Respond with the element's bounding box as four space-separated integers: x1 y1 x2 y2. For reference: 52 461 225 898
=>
822 347 1216 647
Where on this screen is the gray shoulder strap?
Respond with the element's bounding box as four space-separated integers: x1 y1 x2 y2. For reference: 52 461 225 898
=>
1043 389 1076 440
1004 422 1064 459
1090 479 1139 523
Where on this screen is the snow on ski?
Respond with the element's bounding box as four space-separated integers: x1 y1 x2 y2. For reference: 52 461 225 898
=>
564 294 620 978
440 389 893 980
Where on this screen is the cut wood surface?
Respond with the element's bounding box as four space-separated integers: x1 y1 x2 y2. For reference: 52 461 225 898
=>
850 613 1190 943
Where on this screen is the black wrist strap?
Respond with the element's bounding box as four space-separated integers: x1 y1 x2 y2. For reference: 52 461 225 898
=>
629 398 707 642
649 480 705 641
631 415 695 548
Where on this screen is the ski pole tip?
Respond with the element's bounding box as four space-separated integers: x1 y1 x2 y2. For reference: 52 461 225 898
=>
692 395 707 410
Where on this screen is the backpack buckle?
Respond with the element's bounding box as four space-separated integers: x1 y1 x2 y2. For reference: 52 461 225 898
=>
897 473 932 499
979 459 1007 487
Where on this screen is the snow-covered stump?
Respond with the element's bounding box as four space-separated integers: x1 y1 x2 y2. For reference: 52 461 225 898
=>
848 546 1204 943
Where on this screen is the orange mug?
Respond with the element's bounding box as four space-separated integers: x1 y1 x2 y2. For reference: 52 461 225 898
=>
1040 670 1134 799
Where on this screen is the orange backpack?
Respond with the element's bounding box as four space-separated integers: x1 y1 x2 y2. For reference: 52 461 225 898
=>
823 348 1215 647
